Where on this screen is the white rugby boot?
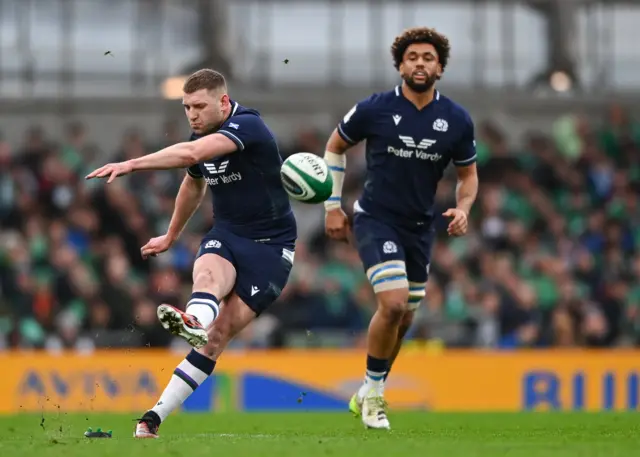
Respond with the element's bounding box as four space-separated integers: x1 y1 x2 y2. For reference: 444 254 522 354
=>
350 378 386 418
157 304 208 349
361 393 391 430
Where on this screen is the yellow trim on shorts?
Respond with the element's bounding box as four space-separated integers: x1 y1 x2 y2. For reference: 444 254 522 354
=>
366 260 406 282
366 260 408 293
408 281 427 310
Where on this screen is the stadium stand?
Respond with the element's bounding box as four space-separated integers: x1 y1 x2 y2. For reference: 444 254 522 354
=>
1 104 638 350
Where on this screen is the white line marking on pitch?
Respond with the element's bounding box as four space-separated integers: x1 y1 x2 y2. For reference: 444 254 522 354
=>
190 433 274 439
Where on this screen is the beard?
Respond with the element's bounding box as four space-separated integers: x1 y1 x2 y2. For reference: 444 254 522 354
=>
403 72 438 93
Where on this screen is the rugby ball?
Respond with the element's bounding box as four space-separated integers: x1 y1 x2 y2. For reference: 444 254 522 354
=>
280 152 333 203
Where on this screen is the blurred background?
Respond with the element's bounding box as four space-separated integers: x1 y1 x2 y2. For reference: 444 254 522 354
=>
1 0 639 353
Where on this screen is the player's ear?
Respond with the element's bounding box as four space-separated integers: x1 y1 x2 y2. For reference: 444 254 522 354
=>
219 93 230 109
436 63 443 79
398 61 406 77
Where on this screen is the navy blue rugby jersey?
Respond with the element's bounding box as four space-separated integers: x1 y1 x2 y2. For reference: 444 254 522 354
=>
337 86 477 228
187 101 296 245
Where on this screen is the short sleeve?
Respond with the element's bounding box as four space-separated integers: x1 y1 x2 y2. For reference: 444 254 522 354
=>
337 98 374 145
187 164 203 178
452 112 477 167
217 114 270 152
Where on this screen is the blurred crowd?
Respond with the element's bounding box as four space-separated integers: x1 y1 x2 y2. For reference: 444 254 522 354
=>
1 104 639 351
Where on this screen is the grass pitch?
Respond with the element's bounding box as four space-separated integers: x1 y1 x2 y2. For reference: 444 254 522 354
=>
0 411 638 457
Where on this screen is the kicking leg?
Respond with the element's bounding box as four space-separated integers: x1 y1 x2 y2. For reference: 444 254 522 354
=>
157 253 236 348
136 231 292 438
135 253 236 438
135 292 255 438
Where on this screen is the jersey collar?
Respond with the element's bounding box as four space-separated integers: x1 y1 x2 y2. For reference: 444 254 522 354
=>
229 100 239 117
395 85 440 101
394 85 440 110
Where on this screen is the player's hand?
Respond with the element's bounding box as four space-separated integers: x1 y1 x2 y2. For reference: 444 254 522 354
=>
141 234 174 259
85 161 134 183
325 208 350 241
443 208 468 237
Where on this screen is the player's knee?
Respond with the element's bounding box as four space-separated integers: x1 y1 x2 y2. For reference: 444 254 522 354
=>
376 290 409 322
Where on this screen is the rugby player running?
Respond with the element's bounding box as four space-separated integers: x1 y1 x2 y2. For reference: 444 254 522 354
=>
323 27 479 429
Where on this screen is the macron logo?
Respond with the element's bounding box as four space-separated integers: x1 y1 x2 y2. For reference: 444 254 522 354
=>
251 286 260 296
392 114 402 126
204 160 229 174
398 136 436 149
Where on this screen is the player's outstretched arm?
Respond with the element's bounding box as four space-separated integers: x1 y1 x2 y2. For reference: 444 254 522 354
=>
85 134 238 183
140 174 207 258
129 134 238 172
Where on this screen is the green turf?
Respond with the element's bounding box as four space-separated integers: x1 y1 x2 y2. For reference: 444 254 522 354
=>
0 412 638 457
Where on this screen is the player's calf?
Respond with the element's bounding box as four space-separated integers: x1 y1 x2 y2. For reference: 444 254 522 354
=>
352 309 415 419
384 284 423 379
384 310 415 381
352 286 422 422
135 349 216 438
354 262 410 430
368 288 409 358
356 261 410 392
358 288 408 403
359 293 405 431
199 292 257 360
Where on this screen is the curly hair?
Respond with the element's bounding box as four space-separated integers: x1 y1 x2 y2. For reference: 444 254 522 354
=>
390 27 451 72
